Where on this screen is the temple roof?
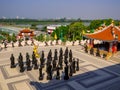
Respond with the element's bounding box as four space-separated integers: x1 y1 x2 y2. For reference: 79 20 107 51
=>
84 24 120 42
30 33 35 36
20 28 33 33
17 28 35 38
18 33 23 36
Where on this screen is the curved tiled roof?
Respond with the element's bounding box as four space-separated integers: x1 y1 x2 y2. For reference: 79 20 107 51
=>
30 32 35 36
20 28 33 33
18 33 23 36
84 24 120 42
17 28 35 38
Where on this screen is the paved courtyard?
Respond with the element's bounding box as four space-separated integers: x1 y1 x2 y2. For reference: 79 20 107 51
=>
0 45 120 90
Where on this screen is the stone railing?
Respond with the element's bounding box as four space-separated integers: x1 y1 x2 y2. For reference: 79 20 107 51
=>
61 42 66 45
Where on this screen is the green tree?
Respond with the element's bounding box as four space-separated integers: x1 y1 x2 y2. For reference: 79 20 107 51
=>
11 33 16 42
103 19 112 26
36 34 44 41
69 22 86 40
51 25 69 41
114 21 119 26
88 20 103 30
7 35 11 42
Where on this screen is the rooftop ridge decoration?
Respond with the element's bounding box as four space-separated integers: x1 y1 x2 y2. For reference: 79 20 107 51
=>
114 26 120 31
86 24 112 35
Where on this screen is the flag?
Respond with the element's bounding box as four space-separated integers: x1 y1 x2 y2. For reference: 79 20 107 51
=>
54 33 57 40
82 30 85 35
44 34 47 41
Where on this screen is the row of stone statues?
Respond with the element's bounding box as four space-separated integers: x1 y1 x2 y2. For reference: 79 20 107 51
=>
1 39 34 49
10 47 80 80
3 39 81 49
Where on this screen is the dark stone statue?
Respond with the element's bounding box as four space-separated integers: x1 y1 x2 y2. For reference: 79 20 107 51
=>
72 58 76 73
69 49 73 62
56 66 60 80
52 60 56 71
54 49 58 61
18 53 24 72
76 58 79 71
40 51 45 68
69 64 73 76
26 52 31 71
10 54 16 68
47 64 52 80
64 65 69 80
32 52 35 66
18 53 23 66
34 57 38 69
59 55 63 70
39 66 43 80
64 47 68 60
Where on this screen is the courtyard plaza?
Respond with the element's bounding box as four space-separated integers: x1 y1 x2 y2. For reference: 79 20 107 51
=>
0 41 120 90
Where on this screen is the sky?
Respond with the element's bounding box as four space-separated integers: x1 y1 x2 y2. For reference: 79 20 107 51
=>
0 0 120 20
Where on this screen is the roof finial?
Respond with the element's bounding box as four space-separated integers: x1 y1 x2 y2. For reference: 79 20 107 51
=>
111 20 114 26
103 22 106 26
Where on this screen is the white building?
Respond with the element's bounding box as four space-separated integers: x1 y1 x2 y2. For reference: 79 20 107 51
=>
47 25 61 34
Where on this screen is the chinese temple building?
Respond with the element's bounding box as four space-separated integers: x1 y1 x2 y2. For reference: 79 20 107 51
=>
17 28 35 40
84 21 120 54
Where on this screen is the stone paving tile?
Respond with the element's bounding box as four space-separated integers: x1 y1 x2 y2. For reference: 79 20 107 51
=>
0 65 25 79
44 84 75 90
97 79 120 90
76 64 118 88
68 81 85 90
0 84 2 90
1 45 120 90
25 64 119 90
26 68 93 89
7 79 35 90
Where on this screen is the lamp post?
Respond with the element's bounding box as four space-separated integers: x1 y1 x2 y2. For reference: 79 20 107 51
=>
60 30 63 42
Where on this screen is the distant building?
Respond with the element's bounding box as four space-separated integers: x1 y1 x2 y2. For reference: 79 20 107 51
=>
17 28 35 40
47 25 61 34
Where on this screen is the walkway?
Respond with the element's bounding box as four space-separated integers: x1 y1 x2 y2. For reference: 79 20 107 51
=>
0 45 120 90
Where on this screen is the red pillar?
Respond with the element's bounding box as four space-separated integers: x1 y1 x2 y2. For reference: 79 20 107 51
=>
89 39 94 48
112 42 118 53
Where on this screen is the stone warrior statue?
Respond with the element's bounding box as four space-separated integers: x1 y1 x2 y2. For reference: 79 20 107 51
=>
10 54 16 68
